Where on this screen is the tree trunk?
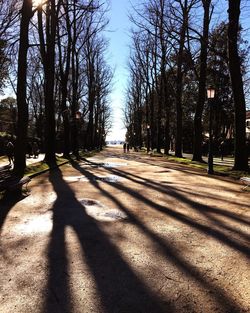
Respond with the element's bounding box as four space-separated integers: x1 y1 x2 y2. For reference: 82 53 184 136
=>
175 0 189 158
228 0 248 170
57 3 72 158
45 0 56 164
38 2 56 165
13 0 33 177
192 0 211 162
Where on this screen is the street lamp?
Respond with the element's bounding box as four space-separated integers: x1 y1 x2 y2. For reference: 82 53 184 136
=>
133 132 136 151
207 87 215 174
75 111 81 120
73 110 81 159
147 124 150 153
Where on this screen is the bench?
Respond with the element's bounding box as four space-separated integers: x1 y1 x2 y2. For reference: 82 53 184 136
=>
0 164 31 193
240 177 250 190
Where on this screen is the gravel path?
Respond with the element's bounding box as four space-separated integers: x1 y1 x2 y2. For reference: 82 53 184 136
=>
0 146 249 313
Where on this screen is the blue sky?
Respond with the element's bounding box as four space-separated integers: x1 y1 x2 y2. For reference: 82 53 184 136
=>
1 0 249 141
105 0 138 141
105 0 250 141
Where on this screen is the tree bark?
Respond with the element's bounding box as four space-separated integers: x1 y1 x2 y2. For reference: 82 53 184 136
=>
175 3 187 158
57 2 72 158
192 0 211 162
38 1 56 165
228 0 249 170
13 0 33 177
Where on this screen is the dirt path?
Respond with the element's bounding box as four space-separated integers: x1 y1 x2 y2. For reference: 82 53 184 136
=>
0 146 249 313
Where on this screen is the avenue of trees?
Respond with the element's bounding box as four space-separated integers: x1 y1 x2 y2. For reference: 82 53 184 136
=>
0 0 113 176
124 0 250 171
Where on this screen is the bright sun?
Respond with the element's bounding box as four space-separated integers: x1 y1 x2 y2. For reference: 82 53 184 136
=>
33 0 43 7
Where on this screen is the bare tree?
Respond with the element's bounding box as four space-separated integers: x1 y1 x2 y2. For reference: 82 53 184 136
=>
13 0 33 177
37 0 57 164
192 0 212 162
227 0 249 170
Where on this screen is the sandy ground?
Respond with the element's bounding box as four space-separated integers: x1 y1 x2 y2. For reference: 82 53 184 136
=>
0 146 249 313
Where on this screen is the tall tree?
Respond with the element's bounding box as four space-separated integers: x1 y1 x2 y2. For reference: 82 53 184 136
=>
170 0 198 157
57 0 72 158
192 0 212 162
37 0 57 164
228 0 249 170
13 0 33 177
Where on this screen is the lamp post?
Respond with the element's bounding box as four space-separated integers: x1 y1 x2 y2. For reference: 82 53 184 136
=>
96 129 100 149
74 111 81 159
133 132 136 150
147 124 150 153
207 87 215 174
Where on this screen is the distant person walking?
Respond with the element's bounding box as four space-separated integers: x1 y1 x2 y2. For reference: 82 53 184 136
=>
33 142 40 158
220 141 225 161
6 140 14 165
27 142 33 158
123 142 127 153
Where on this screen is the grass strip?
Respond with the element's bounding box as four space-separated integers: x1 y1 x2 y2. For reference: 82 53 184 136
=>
164 155 249 179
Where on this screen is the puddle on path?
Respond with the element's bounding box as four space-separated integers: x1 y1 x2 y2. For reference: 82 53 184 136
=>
12 198 127 235
79 161 127 169
102 162 128 168
13 212 53 235
98 175 122 183
64 175 123 183
64 175 89 182
80 199 127 222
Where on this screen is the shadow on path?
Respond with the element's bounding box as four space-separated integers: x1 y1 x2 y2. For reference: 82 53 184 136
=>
71 158 248 313
82 158 250 246
44 168 168 313
0 191 26 234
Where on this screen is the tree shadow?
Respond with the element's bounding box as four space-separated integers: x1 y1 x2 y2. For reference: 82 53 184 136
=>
0 191 27 234
44 168 168 313
71 160 245 313
82 158 250 228
110 166 250 238
104 147 250 182
102 150 213 178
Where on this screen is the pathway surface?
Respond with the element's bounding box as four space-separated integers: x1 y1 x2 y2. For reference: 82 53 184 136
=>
0 146 249 313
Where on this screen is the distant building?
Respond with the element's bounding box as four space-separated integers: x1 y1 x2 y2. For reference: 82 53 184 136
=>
246 111 250 139
105 140 125 145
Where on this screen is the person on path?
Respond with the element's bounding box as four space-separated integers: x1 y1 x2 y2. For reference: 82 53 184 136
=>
123 142 127 153
127 143 130 153
220 141 225 161
6 140 14 165
27 142 33 158
33 142 40 158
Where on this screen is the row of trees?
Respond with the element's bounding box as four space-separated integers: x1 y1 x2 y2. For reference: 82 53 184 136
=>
0 0 113 176
124 0 249 171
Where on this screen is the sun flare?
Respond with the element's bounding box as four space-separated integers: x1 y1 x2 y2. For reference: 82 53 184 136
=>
33 0 43 7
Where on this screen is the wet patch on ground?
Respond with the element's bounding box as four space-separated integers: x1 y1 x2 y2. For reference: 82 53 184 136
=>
79 161 128 169
13 212 53 235
80 198 128 221
102 162 128 168
64 174 123 183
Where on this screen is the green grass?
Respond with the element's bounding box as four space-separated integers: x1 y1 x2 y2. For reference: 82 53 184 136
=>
25 156 69 176
25 150 98 177
0 150 98 177
149 151 164 157
79 149 99 158
164 155 250 179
